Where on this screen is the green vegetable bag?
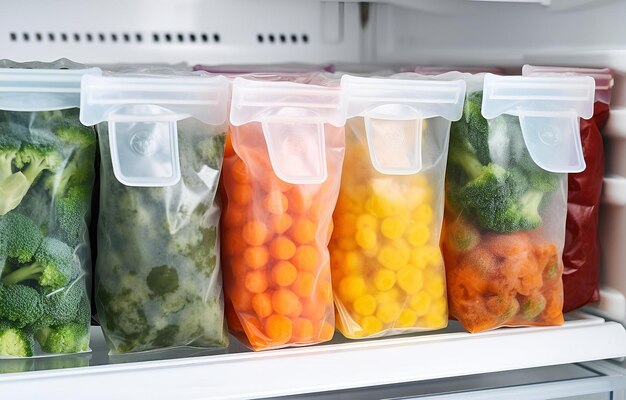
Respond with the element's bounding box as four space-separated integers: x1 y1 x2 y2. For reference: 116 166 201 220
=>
0 61 99 357
80 72 229 354
441 73 596 333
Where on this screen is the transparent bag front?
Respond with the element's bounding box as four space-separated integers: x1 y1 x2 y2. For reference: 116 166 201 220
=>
222 76 345 350
441 73 594 333
0 64 98 358
95 118 228 354
81 72 230 354
329 74 465 338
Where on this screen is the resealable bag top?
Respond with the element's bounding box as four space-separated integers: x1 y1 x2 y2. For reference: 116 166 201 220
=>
441 72 595 333
80 73 229 187
80 72 229 354
523 65 613 312
341 74 465 174
329 74 465 339
222 74 346 350
0 63 99 358
229 77 346 185
482 73 594 174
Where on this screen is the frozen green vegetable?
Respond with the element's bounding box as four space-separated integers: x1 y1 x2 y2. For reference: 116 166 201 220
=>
95 119 228 354
0 108 95 357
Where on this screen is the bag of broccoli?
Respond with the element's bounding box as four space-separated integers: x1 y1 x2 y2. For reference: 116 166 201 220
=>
329 75 465 339
222 76 346 350
523 65 613 313
80 73 229 354
441 73 596 333
0 63 99 357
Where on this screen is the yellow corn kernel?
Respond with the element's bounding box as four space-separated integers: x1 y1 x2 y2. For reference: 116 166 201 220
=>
410 292 432 316
353 294 377 317
410 247 429 269
430 297 447 316
413 204 434 225
424 273 446 299
397 309 418 328
424 245 443 267
381 217 406 240
397 266 423 295
406 224 430 247
334 213 357 238
376 302 401 324
375 288 400 305
363 247 379 258
355 228 378 250
343 251 364 274
365 195 389 218
339 275 367 302
373 269 396 291
356 214 378 231
377 245 408 271
421 311 447 329
361 316 384 335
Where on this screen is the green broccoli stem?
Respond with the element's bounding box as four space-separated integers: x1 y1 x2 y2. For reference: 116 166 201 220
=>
451 148 484 180
520 190 544 216
1 262 44 285
22 160 48 184
0 154 16 181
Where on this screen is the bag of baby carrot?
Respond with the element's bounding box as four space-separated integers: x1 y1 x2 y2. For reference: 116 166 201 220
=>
441 73 596 332
221 76 346 350
329 75 465 339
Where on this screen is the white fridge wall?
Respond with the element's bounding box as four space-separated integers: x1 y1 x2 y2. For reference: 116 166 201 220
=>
0 0 362 64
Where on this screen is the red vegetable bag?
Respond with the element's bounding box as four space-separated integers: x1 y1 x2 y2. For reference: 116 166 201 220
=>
523 66 613 312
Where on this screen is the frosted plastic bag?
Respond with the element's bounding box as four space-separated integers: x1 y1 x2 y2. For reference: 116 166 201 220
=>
441 73 595 333
523 65 613 312
80 73 229 354
222 76 346 350
329 75 465 338
0 63 99 357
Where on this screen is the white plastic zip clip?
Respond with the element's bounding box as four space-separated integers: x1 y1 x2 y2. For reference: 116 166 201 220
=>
482 73 595 173
230 77 346 185
522 65 614 105
0 68 102 111
341 74 466 175
80 74 229 187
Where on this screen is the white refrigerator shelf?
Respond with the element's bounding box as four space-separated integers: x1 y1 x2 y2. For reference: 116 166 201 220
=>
1 311 626 399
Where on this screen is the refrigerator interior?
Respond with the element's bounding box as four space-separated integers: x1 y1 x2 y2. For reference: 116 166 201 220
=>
2 0 626 398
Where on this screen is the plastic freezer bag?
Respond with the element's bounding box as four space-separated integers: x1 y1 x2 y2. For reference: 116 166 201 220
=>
441 73 595 333
0 65 99 357
222 77 346 350
523 65 613 312
80 73 229 354
329 75 465 338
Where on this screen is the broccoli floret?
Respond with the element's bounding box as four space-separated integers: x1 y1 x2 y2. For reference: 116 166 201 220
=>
0 322 34 357
463 92 490 165
146 265 179 296
0 124 22 182
2 237 77 289
0 213 44 263
0 285 44 328
14 139 62 190
42 281 84 326
197 134 226 171
55 185 90 246
54 123 97 149
35 322 89 354
96 283 149 343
